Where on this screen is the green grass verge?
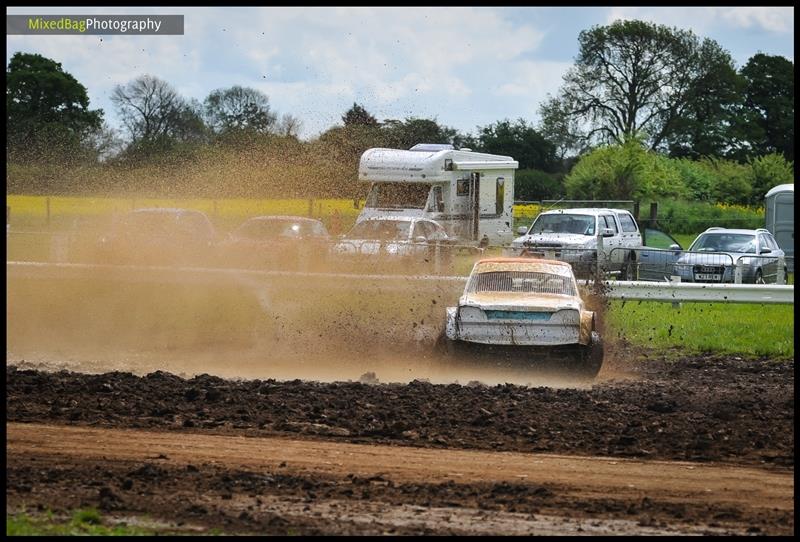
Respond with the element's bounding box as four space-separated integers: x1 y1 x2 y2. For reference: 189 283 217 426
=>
605 300 794 358
7 509 157 536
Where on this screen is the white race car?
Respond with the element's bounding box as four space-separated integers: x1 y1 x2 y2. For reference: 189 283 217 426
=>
440 257 603 377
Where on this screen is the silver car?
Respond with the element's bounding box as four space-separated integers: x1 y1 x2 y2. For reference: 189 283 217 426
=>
673 228 787 284
330 216 454 271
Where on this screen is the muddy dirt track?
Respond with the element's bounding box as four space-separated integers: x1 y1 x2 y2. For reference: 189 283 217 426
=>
5 351 794 535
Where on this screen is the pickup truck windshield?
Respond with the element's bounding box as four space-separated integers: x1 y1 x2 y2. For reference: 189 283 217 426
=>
365 182 431 209
530 214 595 236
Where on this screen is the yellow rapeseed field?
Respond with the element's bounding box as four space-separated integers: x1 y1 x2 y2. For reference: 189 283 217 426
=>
7 195 542 223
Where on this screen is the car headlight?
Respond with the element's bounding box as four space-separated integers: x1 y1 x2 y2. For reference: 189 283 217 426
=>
458 306 485 321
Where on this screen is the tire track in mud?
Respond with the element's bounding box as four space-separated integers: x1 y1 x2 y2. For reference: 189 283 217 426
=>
7 423 793 535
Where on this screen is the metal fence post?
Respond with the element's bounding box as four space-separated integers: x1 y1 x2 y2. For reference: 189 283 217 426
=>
595 232 604 281
777 256 786 284
433 242 442 275
50 232 69 263
734 259 743 284
670 274 682 309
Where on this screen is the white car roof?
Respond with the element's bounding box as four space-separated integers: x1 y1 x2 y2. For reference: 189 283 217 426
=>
539 208 631 216
361 216 428 223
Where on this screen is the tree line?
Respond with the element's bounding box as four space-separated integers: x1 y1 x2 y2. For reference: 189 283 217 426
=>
6 19 794 203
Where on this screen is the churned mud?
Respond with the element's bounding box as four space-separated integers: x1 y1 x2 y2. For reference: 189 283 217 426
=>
6 351 794 535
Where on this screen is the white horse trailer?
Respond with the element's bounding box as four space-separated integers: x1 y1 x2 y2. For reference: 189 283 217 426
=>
765 183 794 272
357 144 519 245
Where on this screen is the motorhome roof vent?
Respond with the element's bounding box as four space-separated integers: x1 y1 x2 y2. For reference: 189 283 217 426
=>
409 143 454 152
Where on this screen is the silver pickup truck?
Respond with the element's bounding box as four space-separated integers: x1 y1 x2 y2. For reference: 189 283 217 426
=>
508 208 642 279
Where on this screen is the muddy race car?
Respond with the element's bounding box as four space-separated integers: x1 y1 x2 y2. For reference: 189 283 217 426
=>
439 258 603 377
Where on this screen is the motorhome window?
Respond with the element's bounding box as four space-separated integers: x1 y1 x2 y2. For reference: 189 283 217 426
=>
365 183 431 209
530 214 595 236
496 178 505 215
456 179 470 196
430 186 444 212
346 220 412 241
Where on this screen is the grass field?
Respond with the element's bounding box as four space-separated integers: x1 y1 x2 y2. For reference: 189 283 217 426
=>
6 509 166 536
605 300 794 358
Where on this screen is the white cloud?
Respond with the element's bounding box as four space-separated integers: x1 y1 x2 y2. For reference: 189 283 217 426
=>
606 6 793 35
720 7 793 33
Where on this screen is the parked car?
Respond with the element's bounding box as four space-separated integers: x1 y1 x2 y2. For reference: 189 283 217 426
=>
673 228 786 284
219 216 330 270
439 257 603 377
509 208 642 279
330 216 454 272
97 208 217 266
631 228 685 281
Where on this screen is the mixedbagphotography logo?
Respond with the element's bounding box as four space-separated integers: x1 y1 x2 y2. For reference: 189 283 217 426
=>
7 14 184 35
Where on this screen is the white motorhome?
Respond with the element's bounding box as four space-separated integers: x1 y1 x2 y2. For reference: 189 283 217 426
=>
357 144 519 245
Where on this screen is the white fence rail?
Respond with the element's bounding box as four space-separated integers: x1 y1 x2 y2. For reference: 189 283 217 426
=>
603 279 794 305
7 261 794 304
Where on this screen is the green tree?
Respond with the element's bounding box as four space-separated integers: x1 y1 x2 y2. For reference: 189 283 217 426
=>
342 102 379 127
564 138 687 200
736 54 794 162
665 42 745 159
514 169 565 201
471 118 558 171
204 85 277 135
6 52 103 162
696 157 752 205
748 153 794 204
112 75 208 146
382 117 458 149
540 20 736 153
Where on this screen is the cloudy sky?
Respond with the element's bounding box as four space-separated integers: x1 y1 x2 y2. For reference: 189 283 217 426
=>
6 6 794 140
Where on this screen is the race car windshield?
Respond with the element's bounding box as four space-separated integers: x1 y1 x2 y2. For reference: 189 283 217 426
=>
530 214 595 235
690 234 756 254
365 182 431 209
346 220 412 241
468 271 577 297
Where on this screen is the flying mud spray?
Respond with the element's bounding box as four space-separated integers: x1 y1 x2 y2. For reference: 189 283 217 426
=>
7 143 632 389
